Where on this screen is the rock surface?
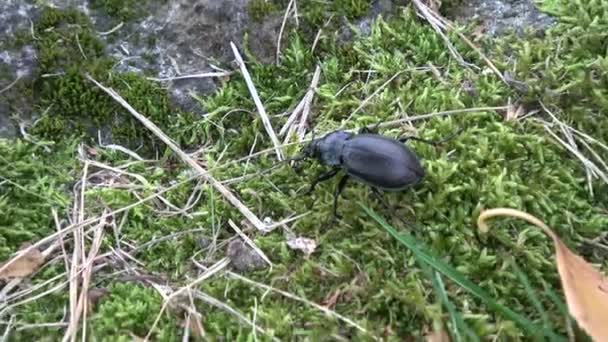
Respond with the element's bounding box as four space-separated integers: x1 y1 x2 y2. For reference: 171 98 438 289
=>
0 0 555 138
448 0 555 37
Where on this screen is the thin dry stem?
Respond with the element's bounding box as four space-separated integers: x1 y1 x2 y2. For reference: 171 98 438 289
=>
276 0 295 64
87 74 270 232
371 105 509 130
97 22 123 36
147 71 232 82
411 0 475 70
226 271 373 338
192 290 278 340
0 76 21 95
1 315 14 342
279 95 307 136
230 42 284 160
63 161 89 342
297 65 322 141
97 132 145 161
343 68 427 125
144 258 230 341
412 0 507 83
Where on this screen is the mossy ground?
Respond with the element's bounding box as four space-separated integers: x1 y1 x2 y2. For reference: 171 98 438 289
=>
1 0 607 340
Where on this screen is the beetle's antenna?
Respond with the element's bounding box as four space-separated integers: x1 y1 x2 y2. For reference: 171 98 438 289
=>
400 127 464 146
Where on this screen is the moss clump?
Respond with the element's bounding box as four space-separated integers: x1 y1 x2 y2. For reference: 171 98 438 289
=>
89 0 166 23
492 0 608 145
0 140 74 260
91 283 180 340
26 6 204 153
248 0 279 22
2 0 608 340
192 5 607 339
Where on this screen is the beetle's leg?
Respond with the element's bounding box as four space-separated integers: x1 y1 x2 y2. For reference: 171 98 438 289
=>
304 168 339 196
331 174 349 221
371 188 417 229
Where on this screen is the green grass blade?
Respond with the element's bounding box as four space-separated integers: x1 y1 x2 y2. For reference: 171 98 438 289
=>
359 203 564 340
510 258 557 339
433 271 480 342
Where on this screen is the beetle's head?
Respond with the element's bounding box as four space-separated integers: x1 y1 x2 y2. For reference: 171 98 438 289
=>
286 131 322 173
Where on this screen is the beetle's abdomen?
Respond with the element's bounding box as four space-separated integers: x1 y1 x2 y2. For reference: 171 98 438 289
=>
341 134 424 190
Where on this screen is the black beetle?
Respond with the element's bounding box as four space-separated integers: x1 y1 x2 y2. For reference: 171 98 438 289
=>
292 126 459 221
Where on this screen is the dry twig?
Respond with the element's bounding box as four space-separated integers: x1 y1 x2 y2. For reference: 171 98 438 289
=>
147 71 233 82
369 105 509 130
343 68 429 125
0 76 21 95
230 42 284 160
276 0 295 64
86 74 269 233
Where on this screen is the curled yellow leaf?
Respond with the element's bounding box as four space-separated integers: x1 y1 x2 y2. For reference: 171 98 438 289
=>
478 208 608 342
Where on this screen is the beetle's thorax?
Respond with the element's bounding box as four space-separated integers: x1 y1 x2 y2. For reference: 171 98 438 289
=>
312 130 352 166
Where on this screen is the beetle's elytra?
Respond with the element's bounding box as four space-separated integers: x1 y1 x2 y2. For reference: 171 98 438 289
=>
293 126 427 221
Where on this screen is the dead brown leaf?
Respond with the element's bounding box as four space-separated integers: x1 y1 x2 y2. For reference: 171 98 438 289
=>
478 208 608 342
0 245 45 280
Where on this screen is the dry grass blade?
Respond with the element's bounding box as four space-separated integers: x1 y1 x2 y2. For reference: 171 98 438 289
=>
173 258 230 298
1 315 14 342
230 42 284 160
0 171 204 278
63 161 89 342
411 0 475 70
192 290 278 340
370 106 509 130
78 215 106 342
97 22 123 36
226 271 372 338
279 65 321 137
343 69 414 125
276 0 295 64
540 103 608 191
411 0 507 84
297 64 322 141
147 71 233 82
0 76 21 95
144 258 231 341
279 92 307 137
86 74 269 233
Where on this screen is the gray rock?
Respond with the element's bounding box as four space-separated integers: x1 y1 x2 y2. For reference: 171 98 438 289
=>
226 240 267 273
449 0 555 37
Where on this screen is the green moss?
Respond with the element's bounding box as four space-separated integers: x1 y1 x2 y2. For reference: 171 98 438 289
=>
22 6 205 153
248 0 279 22
91 283 180 340
2 0 608 340
89 0 165 23
0 140 74 260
